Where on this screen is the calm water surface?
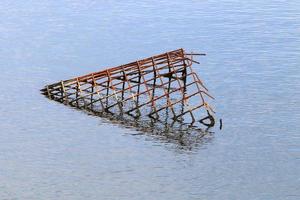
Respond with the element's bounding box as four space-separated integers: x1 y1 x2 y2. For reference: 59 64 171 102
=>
0 1 299 199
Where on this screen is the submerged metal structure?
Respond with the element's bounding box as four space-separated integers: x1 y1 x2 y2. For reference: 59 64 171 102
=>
41 49 215 131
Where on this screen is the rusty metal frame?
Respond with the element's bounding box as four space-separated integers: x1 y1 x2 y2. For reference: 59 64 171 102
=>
41 48 215 128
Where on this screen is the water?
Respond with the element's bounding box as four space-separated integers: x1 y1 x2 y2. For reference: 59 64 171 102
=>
0 0 299 199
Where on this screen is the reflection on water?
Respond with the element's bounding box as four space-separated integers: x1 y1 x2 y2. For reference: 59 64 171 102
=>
47 96 215 150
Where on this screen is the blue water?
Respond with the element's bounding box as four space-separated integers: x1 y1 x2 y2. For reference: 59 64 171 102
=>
0 1 299 199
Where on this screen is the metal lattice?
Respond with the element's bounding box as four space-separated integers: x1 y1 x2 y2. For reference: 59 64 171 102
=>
41 49 215 129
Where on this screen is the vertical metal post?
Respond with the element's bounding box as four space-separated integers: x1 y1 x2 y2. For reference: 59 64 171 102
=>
106 70 110 107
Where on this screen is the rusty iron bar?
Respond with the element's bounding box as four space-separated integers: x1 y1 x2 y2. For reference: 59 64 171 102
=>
41 49 216 127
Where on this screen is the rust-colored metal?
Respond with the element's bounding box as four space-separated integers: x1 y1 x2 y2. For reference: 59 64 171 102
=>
41 48 215 128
